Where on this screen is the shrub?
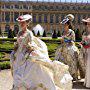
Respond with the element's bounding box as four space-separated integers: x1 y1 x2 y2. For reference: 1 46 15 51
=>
32 30 35 36
57 30 61 37
8 29 15 38
37 31 40 37
42 30 47 37
0 61 10 70
75 29 82 42
0 52 5 59
52 30 57 38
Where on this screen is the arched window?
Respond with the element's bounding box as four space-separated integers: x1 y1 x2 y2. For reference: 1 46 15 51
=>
5 5 10 9
15 5 19 9
56 14 59 23
56 6 59 10
50 6 53 10
45 6 48 10
33 14 36 23
23 5 28 9
5 24 10 32
44 14 47 23
38 14 42 23
5 12 10 22
50 14 54 23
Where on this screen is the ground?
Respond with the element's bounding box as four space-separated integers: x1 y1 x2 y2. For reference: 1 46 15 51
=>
0 69 89 90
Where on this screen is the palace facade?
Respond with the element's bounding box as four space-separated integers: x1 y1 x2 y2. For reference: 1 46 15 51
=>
0 0 90 34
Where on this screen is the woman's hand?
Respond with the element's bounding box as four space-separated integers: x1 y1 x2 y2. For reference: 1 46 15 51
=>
87 35 90 39
14 42 18 51
26 46 34 53
60 37 64 43
30 51 39 56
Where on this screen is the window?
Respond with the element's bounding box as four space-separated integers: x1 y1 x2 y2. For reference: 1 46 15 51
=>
45 6 48 10
44 14 47 23
50 6 53 10
14 12 19 22
29 6 32 9
32 5 36 10
2 5 4 9
23 5 28 9
38 14 42 23
20 5 22 9
56 14 59 23
5 5 10 9
56 6 59 10
61 14 65 21
11 5 13 9
33 14 36 23
5 12 10 22
15 5 19 9
50 14 54 23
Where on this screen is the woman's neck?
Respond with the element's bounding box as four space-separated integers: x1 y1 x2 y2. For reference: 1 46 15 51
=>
22 27 27 32
64 28 69 34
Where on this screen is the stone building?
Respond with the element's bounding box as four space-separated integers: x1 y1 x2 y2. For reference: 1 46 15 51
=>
0 0 90 35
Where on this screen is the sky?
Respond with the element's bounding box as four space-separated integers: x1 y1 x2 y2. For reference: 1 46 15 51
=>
18 0 90 3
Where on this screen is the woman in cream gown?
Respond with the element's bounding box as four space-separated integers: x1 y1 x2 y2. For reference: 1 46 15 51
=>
10 14 72 90
81 18 90 88
55 15 79 80
55 14 85 80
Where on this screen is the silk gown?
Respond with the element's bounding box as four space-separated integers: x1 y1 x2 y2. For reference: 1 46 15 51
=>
55 29 85 80
81 35 90 88
10 29 72 90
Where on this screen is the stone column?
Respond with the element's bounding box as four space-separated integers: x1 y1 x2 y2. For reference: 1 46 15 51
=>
47 13 50 31
59 14 62 31
42 14 44 23
53 14 56 30
75 14 78 29
36 13 38 23
1 12 5 22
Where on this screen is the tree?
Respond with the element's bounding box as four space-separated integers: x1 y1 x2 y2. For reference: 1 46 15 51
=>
37 30 40 37
75 28 82 42
8 29 14 38
42 30 47 37
52 30 57 38
32 30 35 36
57 30 61 37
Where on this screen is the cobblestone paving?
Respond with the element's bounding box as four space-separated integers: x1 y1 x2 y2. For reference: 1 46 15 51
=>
0 69 89 90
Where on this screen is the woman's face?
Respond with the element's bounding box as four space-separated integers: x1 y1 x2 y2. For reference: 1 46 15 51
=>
87 22 90 28
86 22 90 32
64 23 69 31
19 21 27 30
